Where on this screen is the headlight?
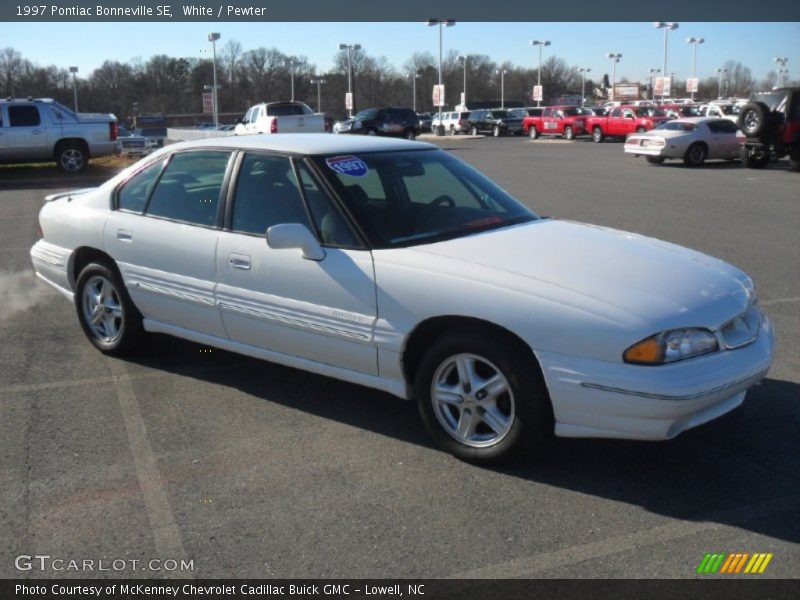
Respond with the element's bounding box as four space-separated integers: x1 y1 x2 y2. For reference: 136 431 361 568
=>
623 328 719 365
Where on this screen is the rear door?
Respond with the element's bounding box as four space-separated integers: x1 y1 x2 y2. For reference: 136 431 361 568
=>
104 150 233 337
3 104 50 160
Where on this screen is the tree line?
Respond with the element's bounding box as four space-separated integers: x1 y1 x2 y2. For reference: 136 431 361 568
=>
0 44 788 123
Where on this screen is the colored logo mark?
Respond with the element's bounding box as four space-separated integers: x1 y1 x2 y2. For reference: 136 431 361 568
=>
696 553 773 574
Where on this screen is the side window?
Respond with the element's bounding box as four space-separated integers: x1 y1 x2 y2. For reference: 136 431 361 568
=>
9 105 41 127
297 162 359 247
611 108 621 117
117 159 166 213
146 151 231 226
402 158 482 210
232 154 310 236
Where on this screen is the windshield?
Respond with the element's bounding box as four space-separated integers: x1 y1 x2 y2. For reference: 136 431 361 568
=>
354 109 378 120
655 121 697 132
313 150 537 248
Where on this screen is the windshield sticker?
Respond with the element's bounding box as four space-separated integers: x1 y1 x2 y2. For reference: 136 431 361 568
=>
325 155 368 177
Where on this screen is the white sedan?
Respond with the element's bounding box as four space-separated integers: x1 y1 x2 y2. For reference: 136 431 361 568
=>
625 117 742 166
31 134 773 463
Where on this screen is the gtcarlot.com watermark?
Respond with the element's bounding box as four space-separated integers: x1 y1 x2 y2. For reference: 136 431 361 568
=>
15 554 194 573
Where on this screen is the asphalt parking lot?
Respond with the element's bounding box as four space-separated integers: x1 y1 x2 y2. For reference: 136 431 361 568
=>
1 138 798 579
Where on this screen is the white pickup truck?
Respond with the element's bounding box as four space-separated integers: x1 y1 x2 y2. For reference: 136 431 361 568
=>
234 101 325 135
0 98 118 172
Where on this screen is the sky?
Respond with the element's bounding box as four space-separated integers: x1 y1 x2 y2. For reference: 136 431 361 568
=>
2 22 798 82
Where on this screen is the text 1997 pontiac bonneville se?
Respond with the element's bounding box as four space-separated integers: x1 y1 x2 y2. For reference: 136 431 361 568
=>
30 134 774 463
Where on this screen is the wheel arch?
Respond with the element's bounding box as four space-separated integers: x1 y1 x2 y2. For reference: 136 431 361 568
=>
54 137 91 159
401 315 546 390
68 246 118 291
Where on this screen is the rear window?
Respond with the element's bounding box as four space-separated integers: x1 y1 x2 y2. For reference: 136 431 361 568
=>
266 103 310 116
656 121 697 132
752 92 787 112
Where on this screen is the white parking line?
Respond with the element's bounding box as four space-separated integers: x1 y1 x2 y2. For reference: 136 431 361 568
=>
450 493 799 578
105 357 188 578
760 296 800 307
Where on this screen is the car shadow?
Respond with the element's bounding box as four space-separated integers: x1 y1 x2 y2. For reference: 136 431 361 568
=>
127 333 800 544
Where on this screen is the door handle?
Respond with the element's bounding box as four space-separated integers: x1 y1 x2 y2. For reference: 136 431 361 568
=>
116 229 133 241
31 130 43 135
229 253 251 270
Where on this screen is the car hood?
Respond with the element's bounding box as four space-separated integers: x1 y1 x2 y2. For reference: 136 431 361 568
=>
410 219 752 330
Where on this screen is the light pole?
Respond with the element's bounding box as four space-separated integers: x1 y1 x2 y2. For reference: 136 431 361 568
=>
578 67 591 106
286 58 296 101
606 53 622 101
653 22 679 100
716 68 728 99
208 33 221 129
686 36 704 100
68 66 78 112
458 55 470 108
338 43 361 117
495 69 507 109
310 78 326 112
648 68 661 101
408 73 420 112
774 57 788 87
426 19 456 131
530 40 550 107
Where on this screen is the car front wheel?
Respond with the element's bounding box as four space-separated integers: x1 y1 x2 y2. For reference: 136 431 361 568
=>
470 125 478 136
75 262 146 356
529 127 538 140
564 126 574 140
415 331 552 464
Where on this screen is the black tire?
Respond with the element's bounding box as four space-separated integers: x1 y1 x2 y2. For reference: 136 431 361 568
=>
740 146 770 169
683 142 707 166
738 102 769 139
528 126 538 140
593 127 604 143
75 261 146 356
434 125 445 137
448 126 456 136
493 125 501 138
414 331 553 465
564 126 574 140
470 125 479 136
404 128 416 140
790 143 800 172
56 141 88 173
645 156 666 164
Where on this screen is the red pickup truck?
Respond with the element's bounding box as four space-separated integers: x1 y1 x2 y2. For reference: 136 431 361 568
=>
524 106 591 140
586 106 671 142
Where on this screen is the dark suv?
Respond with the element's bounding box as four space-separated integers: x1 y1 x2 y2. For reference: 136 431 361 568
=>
466 109 524 137
333 107 420 139
738 87 800 171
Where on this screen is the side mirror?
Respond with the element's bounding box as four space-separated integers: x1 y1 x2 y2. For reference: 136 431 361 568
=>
266 223 325 261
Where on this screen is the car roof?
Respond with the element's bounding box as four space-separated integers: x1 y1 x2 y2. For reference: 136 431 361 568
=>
165 133 437 155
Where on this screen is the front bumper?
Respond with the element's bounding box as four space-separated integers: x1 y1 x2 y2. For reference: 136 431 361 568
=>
538 314 775 440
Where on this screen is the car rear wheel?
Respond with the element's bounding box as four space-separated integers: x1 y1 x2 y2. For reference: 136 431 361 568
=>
75 262 146 356
645 156 665 164
683 143 707 166
564 126 574 140
56 141 88 173
470 125 478 136
528 127 538 140
593 127 604 143
415 331 552 464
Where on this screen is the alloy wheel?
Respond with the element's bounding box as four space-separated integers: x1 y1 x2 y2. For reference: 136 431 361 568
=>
81 275 124 343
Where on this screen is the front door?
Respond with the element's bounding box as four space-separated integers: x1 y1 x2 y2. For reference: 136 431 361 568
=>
216 153 379 375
